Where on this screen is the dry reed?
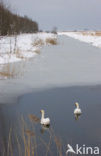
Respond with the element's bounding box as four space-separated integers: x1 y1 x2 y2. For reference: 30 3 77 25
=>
1 115 64 156
32 38 44 47
45 38 57 45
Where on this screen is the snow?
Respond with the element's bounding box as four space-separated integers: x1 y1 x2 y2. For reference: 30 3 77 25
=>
0 32 56 64
1 31 100 65
58 32 101 48
0 33 101 103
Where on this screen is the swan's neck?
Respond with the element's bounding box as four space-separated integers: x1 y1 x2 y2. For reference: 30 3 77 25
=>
41 112 45 119
76 104 79 109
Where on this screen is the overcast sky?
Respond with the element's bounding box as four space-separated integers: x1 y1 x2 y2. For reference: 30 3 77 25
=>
4 0 101 31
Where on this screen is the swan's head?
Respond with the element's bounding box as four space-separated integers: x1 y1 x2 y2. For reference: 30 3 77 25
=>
40 109 45 114
75 102 79 108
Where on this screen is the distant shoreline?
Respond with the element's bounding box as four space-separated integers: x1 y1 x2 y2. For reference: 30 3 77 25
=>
58 31 101 48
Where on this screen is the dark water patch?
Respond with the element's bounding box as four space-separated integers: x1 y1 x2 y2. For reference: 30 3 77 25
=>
0 85 101 155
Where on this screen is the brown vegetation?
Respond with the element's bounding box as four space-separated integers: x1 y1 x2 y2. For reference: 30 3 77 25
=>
32 38 44 47
1 115 63 156
0 63 17 78
46 38 57 45
15 48 25 59
80 31 101 37
94 32 101 36
0 61 26 79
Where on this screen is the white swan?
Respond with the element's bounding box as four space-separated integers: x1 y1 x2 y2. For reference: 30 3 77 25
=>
40 110 50 126
74 102 82 115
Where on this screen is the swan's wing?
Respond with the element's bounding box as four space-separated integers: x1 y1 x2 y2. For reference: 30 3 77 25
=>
46 118 50 123
43 118 50 125
74 108 82 114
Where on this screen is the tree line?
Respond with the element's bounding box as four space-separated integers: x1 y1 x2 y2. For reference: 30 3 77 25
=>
0 1 38 35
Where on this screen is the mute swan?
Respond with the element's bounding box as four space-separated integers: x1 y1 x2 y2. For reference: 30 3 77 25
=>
74 102 82 115
40 110 50 126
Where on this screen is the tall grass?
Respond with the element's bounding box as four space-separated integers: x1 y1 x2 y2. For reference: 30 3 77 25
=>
0 63 17 78
32 38 44 47
2 115 64 156
0 62 26 79
32 37 58 48
80 31 101 36
45 38 57 45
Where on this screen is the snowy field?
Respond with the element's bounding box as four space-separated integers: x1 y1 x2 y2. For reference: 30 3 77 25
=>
0 33 57 64
58 31 101 48
1 31 101 65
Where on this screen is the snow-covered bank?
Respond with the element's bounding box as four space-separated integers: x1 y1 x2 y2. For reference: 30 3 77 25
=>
0 33 57 64
58 32 101 48
0 35 101 103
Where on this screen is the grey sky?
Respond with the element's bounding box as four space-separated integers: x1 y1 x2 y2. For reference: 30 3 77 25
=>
5 0 101 30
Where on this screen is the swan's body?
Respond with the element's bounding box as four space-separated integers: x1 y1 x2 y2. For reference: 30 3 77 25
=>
66 144 76 154
40 110 50 126
74 102 82 115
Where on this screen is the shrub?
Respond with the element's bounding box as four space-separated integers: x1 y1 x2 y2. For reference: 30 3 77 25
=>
46 38 57 45
32 38 44 47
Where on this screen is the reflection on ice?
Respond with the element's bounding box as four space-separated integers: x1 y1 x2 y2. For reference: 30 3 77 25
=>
74 113 81 120
40 125 50 134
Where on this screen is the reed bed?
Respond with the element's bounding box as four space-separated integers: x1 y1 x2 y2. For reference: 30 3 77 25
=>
1 115 65 156
79 31 101 36
0 62 26 79
45 38 57 45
